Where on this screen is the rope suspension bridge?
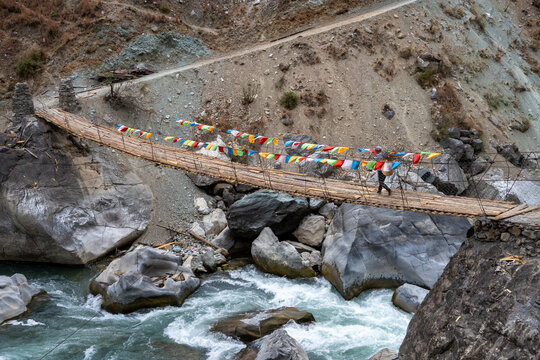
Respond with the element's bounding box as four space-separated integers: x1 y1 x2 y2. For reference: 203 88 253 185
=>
35 108 540 224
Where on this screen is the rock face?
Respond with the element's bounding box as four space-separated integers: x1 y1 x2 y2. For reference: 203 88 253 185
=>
0 274 42 324
293 214 326 247
321 204 471 299
236 329 309 360
392 284 429 313
227 190 309 240
0 115 152 264
211 307 315 343
399 220 539 360
252 228 319 278
90 246 200 314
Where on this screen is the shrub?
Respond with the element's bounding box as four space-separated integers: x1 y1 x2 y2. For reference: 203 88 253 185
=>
159 4 170 13
14 49 45 79
484 93 504 110
279 91 299 110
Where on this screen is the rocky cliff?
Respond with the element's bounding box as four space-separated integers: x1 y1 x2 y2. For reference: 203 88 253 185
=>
399 219 539 360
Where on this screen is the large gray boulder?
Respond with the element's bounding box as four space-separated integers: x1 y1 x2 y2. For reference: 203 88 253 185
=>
211 307 315 343
252 228 319 278
0 274 42 324
90 246 200 313
293 214 326 247
0 116 152 264
321 204 471 299
392 283 429 313
227 190 309 240
236 329 309 360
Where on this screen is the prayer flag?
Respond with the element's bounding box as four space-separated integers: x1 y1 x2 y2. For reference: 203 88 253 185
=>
351 161 360 170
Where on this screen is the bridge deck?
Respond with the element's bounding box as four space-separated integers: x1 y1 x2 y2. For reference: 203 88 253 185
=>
36 108 523 219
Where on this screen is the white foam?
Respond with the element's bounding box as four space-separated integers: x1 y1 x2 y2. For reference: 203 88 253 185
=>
4 319 45 327
83 345 96 359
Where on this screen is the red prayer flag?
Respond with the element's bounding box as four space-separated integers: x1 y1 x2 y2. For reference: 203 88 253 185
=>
322 146 335 152
374 161 384 170
334 160 345 167
274 154 281 160
219 147 224 152
259 137 268 144
413 153 421 164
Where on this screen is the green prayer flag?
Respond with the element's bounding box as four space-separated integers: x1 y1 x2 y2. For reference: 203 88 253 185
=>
366 161 376 171
326 159 337 166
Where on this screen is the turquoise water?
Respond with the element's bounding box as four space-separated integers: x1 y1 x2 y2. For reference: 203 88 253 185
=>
0 263 411 360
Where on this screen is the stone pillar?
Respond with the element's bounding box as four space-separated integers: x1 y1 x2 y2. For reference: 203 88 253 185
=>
11 82 35 126
58 78 81 113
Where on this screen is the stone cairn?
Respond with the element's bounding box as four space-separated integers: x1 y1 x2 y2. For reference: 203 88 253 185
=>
58 78 81 113
11 82 35 126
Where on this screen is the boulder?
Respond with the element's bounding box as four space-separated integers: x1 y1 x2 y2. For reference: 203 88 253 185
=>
0 274 42 324
321 204 470 299
471 138 483 153
318 202 337 220
236 329 309 360
90 246 200 313
190 222 206 238
202 209 227 238
194 197 211 215
468 157 489 176
467 168 540 205
211 307 315 342
392 284 429 313
0 116 152 264
212 227 235 251
293 215 326 247
252 228 318 278
369 348 398 360
299 150 336 178
187 173 220 188
439 138 465 161
227 190 309 240
413 154 468 195
308 198 325 211
490 142 527 167
446 128 461 139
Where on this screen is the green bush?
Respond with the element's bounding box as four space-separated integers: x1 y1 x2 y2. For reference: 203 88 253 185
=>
159 4 170 13
14 50 44 79
279 91 299 110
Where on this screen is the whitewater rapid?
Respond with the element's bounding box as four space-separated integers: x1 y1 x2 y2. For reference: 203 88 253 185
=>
0 263 411 359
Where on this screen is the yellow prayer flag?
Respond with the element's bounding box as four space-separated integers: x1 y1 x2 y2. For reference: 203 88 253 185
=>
249 135 255 143
338 147 349 154
427 153 441 159
288 156 298 163
273 138 279 145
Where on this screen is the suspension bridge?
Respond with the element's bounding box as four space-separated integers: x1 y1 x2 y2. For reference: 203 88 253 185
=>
35 108 540 224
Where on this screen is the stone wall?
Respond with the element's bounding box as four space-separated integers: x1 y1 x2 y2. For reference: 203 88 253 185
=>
399 219 539 360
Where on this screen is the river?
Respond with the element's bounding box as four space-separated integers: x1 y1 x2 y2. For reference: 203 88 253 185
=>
0 263 411 359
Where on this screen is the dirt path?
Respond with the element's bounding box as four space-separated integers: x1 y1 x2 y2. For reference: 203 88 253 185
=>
79 0 418 98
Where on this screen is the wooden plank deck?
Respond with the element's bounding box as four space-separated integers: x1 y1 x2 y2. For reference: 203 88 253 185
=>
36 108 522 219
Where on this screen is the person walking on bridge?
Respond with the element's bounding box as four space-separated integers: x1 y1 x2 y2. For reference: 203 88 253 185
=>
374 146 392 196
